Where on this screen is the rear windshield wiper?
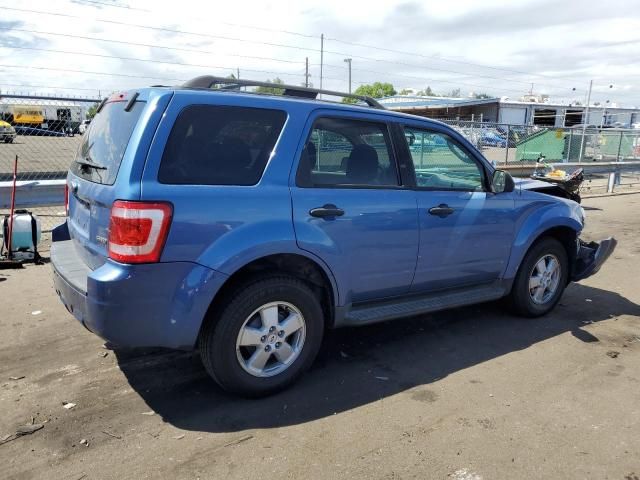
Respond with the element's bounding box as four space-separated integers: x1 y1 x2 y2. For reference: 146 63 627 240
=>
75 157 107 170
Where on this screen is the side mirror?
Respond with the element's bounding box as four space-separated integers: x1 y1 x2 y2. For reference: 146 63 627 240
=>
491 169 515 193
405 131 415 146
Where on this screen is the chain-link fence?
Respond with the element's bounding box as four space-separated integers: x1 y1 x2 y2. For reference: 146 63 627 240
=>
0 94 99 232
442 119 640 193
441 119 640 165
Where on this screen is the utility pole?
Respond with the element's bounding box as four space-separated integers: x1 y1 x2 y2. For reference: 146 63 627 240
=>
320 34 324 93
236 67 240 80
304 57 310 88
344 58 352 94
578 80 593 161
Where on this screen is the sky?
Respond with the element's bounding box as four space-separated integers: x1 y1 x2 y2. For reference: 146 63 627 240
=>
1 0 639 106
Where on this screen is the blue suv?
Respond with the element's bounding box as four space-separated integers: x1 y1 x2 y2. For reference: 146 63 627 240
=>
51 76 615 396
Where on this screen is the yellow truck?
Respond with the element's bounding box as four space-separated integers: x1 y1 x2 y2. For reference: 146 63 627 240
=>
0 103 83 133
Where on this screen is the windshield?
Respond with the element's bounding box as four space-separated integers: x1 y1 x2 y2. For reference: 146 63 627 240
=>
70 100 144 185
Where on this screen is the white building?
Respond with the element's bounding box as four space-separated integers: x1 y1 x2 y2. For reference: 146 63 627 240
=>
379 96 640 127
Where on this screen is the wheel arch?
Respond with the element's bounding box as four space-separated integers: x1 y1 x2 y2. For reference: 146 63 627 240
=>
197 252 338 346
506 224 579 286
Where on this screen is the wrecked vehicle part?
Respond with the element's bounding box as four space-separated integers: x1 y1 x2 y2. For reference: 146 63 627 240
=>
572 237 617 281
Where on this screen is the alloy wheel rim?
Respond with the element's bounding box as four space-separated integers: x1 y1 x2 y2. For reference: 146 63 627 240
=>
529 254 561 305
235 301 306 378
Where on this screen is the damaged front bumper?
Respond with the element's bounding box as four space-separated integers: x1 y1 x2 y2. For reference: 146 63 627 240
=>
572 237 617 281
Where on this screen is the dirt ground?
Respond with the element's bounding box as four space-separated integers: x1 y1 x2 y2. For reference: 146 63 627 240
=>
1 193 639 480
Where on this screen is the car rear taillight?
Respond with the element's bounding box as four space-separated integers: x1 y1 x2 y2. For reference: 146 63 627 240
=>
108 201 173 264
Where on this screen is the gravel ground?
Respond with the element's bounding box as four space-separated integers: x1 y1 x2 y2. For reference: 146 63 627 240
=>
0 193 639 480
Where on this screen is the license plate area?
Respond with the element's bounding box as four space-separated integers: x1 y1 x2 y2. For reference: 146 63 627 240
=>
70 198 91 240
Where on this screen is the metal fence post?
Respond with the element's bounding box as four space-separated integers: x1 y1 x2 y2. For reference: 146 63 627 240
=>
615 130 624 186
607 172 616 193
616 130 624 161
505 124 510 164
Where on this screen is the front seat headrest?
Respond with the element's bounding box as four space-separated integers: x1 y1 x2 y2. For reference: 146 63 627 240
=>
346 144 379 184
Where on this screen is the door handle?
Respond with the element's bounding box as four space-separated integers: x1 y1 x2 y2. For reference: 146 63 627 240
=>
428 204 454 218
309 204 345 218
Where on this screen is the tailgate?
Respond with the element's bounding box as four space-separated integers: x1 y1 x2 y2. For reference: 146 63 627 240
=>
67 96 145 270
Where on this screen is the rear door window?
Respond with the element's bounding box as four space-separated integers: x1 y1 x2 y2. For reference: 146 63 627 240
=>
158 105 287 185
70 100 144 185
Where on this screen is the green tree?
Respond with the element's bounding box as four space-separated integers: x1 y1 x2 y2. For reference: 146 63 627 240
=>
343 82 396 103
417 86 437 96
399 88 413 95
445 88 461 98
255 77 285 95
86 104 98 120
474 92 493 99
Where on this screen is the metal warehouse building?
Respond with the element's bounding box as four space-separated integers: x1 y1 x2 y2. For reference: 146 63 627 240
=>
379 96 640 127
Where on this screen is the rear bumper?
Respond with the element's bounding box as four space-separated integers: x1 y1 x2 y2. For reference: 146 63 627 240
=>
51 223 228 350
572 237 617 282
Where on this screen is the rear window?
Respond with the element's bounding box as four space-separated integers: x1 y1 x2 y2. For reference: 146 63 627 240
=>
158 105 287 185
70 101 144 185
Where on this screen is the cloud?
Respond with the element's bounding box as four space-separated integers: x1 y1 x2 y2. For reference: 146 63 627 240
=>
0 0 638 106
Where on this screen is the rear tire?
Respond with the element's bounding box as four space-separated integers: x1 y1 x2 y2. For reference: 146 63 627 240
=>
199 275 324 397
509 237 569 317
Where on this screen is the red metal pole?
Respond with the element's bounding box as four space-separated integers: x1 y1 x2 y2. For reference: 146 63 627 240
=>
6 154 18 259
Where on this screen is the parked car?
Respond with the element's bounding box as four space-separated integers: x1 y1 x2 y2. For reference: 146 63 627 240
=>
51 77 616 397
0 120 16 143
479 129 507 148
78 119 91 134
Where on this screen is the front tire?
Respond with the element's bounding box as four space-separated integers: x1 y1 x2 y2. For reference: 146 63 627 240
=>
509 237 569 317
199 275 324 397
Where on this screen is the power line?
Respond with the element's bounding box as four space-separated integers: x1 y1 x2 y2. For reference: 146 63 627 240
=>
0 26 304 65
2 4 629 99
63 0 318 38
0 82 105 92
1 6 320 53
63 0 613 88
0 63 187 82
323 37 577 85
4 26 536 94
317 49 576 92
0 4 578 91
1 45 306 80
72 0 148 11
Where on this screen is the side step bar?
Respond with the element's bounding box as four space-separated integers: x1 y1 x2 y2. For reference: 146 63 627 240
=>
343 283 507 326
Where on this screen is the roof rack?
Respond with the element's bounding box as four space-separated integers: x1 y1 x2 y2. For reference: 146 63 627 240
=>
182 75 385 110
